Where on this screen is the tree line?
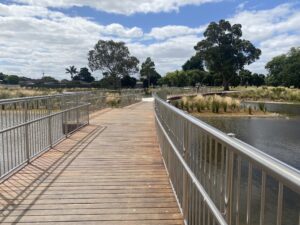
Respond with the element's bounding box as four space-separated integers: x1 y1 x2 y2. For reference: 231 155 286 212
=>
1 20 299 90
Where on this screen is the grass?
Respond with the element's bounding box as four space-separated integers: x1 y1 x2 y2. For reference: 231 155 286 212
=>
231 86 300 103
172 94 269 115
0 86 125 100
105 93 121 107
0 87 60 99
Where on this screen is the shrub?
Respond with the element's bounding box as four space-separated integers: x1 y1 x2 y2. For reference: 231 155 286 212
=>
173 100 179 108
105 94 121 107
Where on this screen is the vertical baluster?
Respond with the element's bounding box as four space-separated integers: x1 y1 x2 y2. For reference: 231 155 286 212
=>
224 148 234 224
24 101 30 163
236 156 242 225
47 98 52 148
260 172 267 225
276 182 283 225
246 163 253 225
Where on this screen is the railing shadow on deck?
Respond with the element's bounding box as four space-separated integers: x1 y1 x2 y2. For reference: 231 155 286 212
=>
0 125 105 224
0 91 142 181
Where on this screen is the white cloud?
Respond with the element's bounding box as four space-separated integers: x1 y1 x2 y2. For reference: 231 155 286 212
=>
102 24 143 38
147 25 206 40
13 0 220 15
230 3 300 42
229 3 300 73
129 35 200 74
0 3 144 79
1 2 300 79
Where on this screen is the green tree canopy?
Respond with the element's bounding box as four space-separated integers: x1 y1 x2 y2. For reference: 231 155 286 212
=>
239 69 253 87
140 57 161 87
40 76 58 83
121 75 137 88
194 20 261 90
252 73 265 87
88 40 139 89
5 75 19 84
266 47 300 88
182 54 204 71
158 70 213 87
0 72 5 81
73 67 95 83
65 65 78 79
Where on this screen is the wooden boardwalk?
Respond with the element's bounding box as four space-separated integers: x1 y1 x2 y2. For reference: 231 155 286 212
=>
0 101 183 225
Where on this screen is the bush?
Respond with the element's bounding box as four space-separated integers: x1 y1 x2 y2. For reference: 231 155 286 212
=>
105 94 121 107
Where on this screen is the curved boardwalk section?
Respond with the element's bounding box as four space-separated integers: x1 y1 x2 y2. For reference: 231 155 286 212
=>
0 101 183 225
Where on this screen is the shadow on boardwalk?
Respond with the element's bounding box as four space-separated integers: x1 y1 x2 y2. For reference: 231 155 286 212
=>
0 102 183 225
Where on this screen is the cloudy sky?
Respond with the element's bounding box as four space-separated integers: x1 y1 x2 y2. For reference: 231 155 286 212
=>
0 0 300 80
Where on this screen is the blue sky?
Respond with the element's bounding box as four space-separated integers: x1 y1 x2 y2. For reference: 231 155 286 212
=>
0 0 300 79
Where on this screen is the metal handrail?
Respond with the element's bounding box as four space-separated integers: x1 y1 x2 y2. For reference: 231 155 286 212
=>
154 92 300 225
0 103 90 134
156 113 228 225
0 90 142 181
155 94 300 192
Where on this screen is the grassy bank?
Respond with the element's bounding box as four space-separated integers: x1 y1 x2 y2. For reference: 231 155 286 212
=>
0 87 60 99
0 87 109 99
171 95 272 116
230 86 300 103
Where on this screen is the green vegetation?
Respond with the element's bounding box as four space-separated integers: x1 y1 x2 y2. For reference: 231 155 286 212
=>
171 95 276 116
175 95 242 113
265 47 300 88
65 65 78 80
230 86 300 102
182 54 204 71
0 87 59 99
140 57 161 88
88 40 139 89
158 70 214 87
172 95 269 115
73 67 95 83
105 93 121 107
158 20 263 90
1 21 299 91
194 20 261 91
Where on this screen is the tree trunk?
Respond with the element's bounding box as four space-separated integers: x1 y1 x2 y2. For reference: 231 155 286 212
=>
223 80 230 91
113 75 119 90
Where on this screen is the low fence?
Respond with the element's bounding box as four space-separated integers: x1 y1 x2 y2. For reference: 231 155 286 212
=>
0 91 142 180
154 92 300 225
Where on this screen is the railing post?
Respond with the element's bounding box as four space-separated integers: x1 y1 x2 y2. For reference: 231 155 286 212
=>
225 133 235 224
76 95 80 128
182 120 189 224
48 97 52 148
87 104 90 125
24 101 30 163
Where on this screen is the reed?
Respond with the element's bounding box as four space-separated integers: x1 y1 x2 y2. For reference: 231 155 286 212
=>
231 86 300 103
173 94 241 114
105 94 121 107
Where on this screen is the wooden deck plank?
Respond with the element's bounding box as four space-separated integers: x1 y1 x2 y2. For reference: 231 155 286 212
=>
0 102 183 225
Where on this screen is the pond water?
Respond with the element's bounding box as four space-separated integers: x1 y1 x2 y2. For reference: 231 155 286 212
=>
198 102 300 170
196 102 300 225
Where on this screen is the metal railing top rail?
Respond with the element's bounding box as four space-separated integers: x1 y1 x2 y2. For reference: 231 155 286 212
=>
155 112 228 225
154 93 300 193
0 103 90 134
0 92 89 104
0 89 143 104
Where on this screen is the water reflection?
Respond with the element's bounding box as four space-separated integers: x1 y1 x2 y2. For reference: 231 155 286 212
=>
196 102 300 225
199 116 300 169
